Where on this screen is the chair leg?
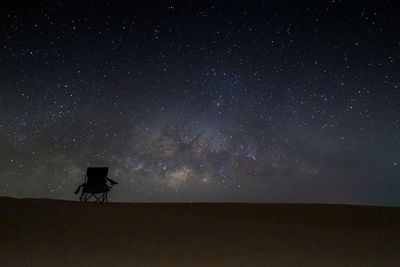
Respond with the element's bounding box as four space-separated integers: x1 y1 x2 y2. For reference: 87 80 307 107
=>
93 194 101 202
80 192 110 203
86 194 95 202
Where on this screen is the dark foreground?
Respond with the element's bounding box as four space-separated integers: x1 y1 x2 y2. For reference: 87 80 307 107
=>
0 197 399 266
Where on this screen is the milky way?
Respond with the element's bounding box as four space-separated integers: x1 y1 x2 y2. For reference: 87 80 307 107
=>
0 1 399 204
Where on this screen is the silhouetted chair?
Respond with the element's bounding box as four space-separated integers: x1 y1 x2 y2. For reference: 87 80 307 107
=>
74 167 118 203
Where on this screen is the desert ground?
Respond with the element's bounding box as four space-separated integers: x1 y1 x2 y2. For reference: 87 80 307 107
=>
0 197 399 266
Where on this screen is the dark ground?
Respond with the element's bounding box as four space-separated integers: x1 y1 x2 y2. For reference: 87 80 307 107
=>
1 197 400 266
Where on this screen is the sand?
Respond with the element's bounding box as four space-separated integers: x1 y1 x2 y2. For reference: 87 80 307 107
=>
0 197 399 266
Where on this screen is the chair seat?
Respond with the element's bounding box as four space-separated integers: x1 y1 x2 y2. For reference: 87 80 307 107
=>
84 186 110 194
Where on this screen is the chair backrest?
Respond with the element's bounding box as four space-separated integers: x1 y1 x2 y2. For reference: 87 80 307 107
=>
85 167 109 192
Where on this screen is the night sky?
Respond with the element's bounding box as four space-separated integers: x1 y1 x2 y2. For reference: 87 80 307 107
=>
1 1 399 204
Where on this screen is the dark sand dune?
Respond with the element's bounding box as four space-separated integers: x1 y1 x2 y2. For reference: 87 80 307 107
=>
0 197 399 266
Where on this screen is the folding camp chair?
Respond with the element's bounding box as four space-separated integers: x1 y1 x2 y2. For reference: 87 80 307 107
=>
74 167 118 203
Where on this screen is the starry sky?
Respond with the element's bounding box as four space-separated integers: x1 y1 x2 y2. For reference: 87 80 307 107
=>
1 0 399 204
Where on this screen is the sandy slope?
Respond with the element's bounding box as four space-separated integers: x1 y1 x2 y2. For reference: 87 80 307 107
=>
0 197 399 266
